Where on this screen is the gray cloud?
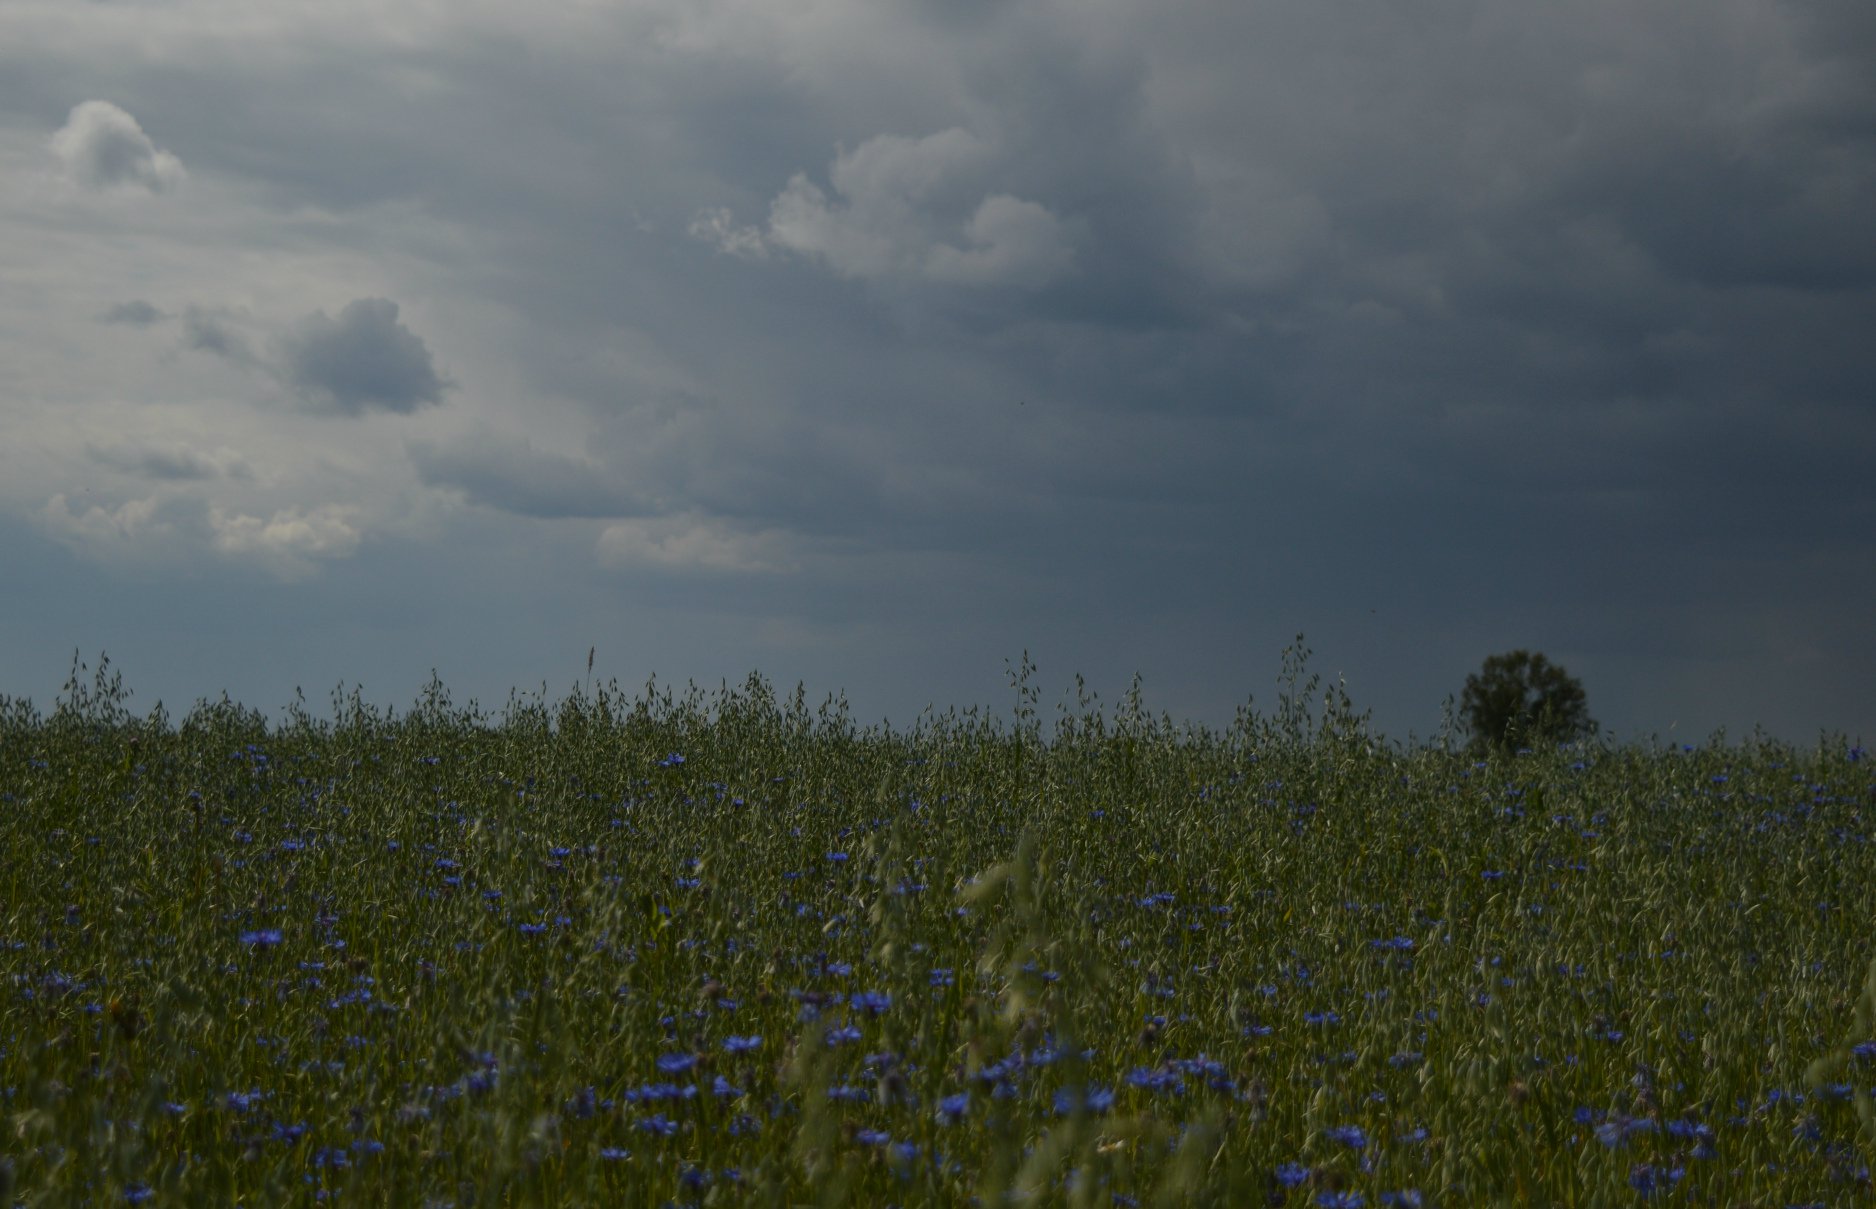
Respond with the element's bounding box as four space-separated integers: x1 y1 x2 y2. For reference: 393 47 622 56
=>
698 129 1079 288
1 2 1872 743
48 100 184 192
87 440 250 482
407 432 648 519
278 298 449 416
180 307 252 362
98 300 165 326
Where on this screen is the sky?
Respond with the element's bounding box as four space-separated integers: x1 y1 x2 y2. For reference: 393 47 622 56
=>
2 0 1872 746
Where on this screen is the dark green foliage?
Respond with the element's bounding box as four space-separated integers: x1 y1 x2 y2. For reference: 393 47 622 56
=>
4 650 1872 1205
1459 650 1595 753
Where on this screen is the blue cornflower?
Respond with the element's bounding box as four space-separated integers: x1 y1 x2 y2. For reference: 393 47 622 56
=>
1324 1124 1368 1149
659 753 685 767
656 1052 697 1075
125 1186 154 1205
1125 1067 1184 1094
1379 1193 1423 1208
855 1129 891 1146
723 1035 763 1054
240 929 283 948
598 1147 630 1160
1054 1086 1116 1115
1596 1114 1656 1149
937 1092 970 1124
930 968 955 987
826 1024 863 1045
1275 1162 1311 1188
1628 1163 1683 1197
638 1114 678 1137
852 990 892 1015
1317 1193 1364 1208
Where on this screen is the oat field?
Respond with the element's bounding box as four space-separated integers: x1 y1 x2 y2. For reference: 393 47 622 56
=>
3 655 1873 1205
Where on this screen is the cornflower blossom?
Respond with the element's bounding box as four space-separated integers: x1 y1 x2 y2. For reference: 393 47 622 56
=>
937 1092 970 1124
1596 1114 1656 1150
1628 1163 1684 1196
240 929 284 948
1324 1124 1368 1149
656 1053 697 1075
723 1035 762 1054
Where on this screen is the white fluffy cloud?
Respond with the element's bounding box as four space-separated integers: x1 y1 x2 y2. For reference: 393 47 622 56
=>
209 504 361 580
697 129 1077 288
596 515 793 574
41 492 180 555
49 101 185 193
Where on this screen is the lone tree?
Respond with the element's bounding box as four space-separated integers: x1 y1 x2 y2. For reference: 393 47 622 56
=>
1460 650 1595 752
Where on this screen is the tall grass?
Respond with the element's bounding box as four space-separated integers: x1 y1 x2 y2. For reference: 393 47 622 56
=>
1 649 1871 1205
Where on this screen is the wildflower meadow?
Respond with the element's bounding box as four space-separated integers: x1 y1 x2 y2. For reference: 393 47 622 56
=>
3 651 1873 1205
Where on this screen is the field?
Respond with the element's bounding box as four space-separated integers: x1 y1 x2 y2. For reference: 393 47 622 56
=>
2 655 1873 1206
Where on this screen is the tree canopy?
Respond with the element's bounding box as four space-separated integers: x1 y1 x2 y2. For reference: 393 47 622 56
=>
1460 650 1595 752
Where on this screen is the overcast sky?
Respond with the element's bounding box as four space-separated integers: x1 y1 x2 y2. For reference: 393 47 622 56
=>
2 0 1871 745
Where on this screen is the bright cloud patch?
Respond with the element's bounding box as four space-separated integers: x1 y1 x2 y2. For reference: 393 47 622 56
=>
696 130 1076 288
49 101 185 193
41 492 180 554
596 516 792 574
924 194 1078 288
209 504 361 580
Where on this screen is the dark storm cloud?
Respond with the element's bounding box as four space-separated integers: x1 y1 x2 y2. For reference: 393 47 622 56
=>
3 1 1873 741
98 300 165 326
407 433 648 519
278 298 449 417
